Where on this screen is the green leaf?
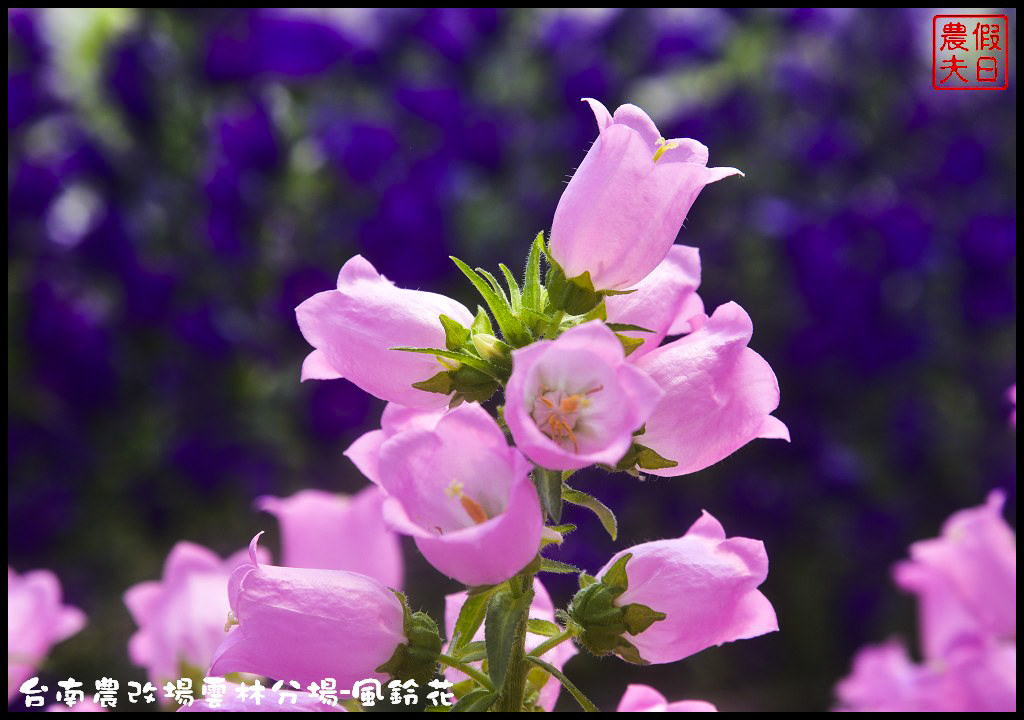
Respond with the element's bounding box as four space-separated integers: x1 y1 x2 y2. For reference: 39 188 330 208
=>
578 572 597 589
531 467 562 523
451 688 496 712
390 346 500 379
562 485 618 541
523 232 545 312
499 263 522 314
450 257 531 347
614 637 650 665
605 322 655 334
471 305 493 335
455 641 487 663
540 557 580 574
621 603 667 635
450 587 496 654
526 618 563 637
439 314 471 350
412 371 455 395
484 586 534 692
599 553 632 595
601 287 638 296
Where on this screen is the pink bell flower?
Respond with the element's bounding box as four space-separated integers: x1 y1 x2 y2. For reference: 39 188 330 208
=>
8 567 86 703
892 490 1015 660
594 510 777 664
604 245 707 360
296 255 474 410
443 578 577 711
255 485 403 590
124 542 268 688
344 403 446 486
377 402 542 586
550 98 741 292
504 321 663 471
616 684 717 712
633 302 789 476
208 535 407 689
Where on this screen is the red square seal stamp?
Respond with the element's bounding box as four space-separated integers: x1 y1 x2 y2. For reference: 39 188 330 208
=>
933 14 1009 90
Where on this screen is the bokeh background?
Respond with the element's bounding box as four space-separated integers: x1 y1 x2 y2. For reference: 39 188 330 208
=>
8 8 1016 712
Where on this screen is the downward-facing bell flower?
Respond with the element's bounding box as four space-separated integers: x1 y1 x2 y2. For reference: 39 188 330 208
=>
604 244 706 360
295 255 474 409
255 486 403 589
568 510 777 665
124 542 268 689
633 302 789 476
617 684 717 713
549 98 741 292
504 321 663 471
377 402 542 586
8 567 86 703
208 535 439 688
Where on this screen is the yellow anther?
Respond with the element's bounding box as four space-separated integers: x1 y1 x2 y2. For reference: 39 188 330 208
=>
652 138 680 163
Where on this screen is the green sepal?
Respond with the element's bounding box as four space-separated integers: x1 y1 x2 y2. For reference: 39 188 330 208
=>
562 484 618 541
540 557 580 574
374 591 442 685
471 306 494 335
439 314 471 351
531 467 562 523
412 371 455 395
606 322 655 334
564 555 665 665
390 346 499 379
615 443 679 471
451 688 496 712
498 263 522 314
450 256 532 347
522 232 546 313
622 603 667 635
526 618 562 637
548 523 576 535
449 365 501 404
545 264 601 315
617 333 645 357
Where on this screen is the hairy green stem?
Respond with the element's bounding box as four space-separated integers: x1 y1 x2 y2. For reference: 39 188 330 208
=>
544 310 565 340
524 655 598 712
437 653 496 692
496 574 533 711
527 627 575 658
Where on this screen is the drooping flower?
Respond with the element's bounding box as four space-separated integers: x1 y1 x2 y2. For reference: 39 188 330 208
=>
208 535 436 689
344 402 446 486
616 684 717 712
835 492 1017 712
604 244 706 360
571 510 777 665
504 321 663 471
444 578 577 711
893 490 1015 659
176 682 344 712
124 542 269 688
295 255 474 410
549 98 742 292
8 567 86 703
835 639 1016 712
633 302 789 476
255 485 403 589
376 402 542 586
